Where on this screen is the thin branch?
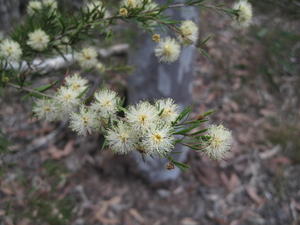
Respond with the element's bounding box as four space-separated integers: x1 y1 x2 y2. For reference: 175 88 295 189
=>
7 82 53 98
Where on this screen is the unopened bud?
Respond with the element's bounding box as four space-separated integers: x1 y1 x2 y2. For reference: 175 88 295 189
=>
152 34 160 43
119 8 128 17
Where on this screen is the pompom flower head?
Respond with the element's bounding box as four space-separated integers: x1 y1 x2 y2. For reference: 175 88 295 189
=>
55 86 81 117
233 0 253 28
65 73 88 93
76 47 98 69
126 101 158 132
70 106 97 136
155 37 181 63
91 89 120 119
178 20 199 45
155 98 179 124
121 0 142 8
27 29 50 51
0 39 22 61
106 121 137 154
142 126 174 156
33 98 58 122
43 0 58 10
205 124 233 160
27 1 42 15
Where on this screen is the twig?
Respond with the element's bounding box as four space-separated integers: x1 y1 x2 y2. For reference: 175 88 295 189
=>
7 82 53 98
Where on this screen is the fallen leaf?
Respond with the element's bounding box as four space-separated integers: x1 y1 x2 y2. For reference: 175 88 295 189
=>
129 208 145 224
49 141 74 159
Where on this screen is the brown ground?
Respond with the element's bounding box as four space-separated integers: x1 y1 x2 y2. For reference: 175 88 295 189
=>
1 2 300 225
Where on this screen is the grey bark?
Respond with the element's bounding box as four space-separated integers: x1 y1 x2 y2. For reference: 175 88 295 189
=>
128 1 199 182
0 0 21 32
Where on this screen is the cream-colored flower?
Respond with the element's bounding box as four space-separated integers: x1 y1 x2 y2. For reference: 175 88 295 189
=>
95 62 106 73
121 0 142 8
106 121 137 154
43 0 58 10
65 73 88 93
27 1 42 15
55 86 81 117
155 98 179 124
155 37 181 63
27 29 50 51
126 101 158 132
33 98 58 122
91 89 120 119
0 39 22 61
204 124 233 160
233 0 253 28
75 47 98 69
142 126 174 156
178 20 199 45
70 106 98 136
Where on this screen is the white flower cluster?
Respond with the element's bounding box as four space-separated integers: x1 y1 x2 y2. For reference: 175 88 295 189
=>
27 0 58 15
33 73 88 122
27 29 50 51
32 74 233 160
106 98 180 156
205 124 233 160
154 20 199 63
75 47 105 71
232 0 253 28
84 0 110 18
0 39 22 62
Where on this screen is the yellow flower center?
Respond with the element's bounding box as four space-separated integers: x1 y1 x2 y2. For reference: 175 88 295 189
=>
152 133 163 143
163 44 172 57
139 114 147 124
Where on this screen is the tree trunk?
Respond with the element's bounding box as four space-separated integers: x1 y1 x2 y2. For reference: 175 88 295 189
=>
128 1 199 183
0 0 22 32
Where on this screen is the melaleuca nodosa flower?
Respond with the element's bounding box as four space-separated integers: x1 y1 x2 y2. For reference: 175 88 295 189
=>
155 98 180 125
105 121 137 154
27 1 42 15
125 101 159 132
204 124 233 160
27 29 50 51
33 98 58 122
90 89 121 119
65 73 89 93
232 0 253 28
0 39 22 62
178 20 199 45
155 37 181 63
142 125 175 156
75 47 98 69
70 106 98 136
43 0 58 11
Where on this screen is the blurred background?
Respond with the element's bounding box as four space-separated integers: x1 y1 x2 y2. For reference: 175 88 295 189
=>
0 0 300 224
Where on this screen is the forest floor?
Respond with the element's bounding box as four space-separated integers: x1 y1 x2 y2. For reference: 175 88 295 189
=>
1 1 300 225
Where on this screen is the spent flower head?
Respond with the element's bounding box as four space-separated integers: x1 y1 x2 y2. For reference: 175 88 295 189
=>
204 124 233 160
27 29 50 51
0 39 22 62
155 37 181 63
